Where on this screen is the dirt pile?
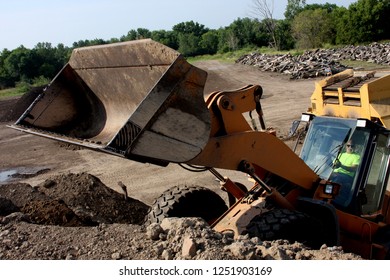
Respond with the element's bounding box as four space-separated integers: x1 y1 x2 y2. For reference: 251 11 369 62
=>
0 172 363 260
0 173 149 226
0 85 44 122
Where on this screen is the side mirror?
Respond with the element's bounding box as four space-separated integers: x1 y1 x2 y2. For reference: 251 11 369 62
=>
288 120 301 137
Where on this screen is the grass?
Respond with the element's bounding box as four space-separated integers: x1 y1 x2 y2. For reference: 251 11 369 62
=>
187 51 245 63
188 46 290 63
0 87 25 100
187 47 305 64
340 59 390 71
0 77 50 100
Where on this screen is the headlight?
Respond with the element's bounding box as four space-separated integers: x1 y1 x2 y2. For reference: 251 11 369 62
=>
324 184 334 194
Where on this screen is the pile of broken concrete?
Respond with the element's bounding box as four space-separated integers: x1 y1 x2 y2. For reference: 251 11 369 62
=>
236 42 390 79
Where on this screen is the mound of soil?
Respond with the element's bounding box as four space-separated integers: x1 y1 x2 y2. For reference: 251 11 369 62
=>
0 173 149 226
0 172 364 260
0 197 19 216
0 183 49 208
38 173 149 224
0 85 44 122
22 199 85 227
0 172 363 260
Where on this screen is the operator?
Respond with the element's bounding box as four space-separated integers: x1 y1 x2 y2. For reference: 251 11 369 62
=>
333 140 360 179
330 140 361 205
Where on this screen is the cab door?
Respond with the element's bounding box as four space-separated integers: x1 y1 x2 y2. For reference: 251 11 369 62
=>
361 133 390 220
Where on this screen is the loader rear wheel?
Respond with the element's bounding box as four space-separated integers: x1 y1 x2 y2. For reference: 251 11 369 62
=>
373 226 390 259
243 209 323 249
144 185 228 226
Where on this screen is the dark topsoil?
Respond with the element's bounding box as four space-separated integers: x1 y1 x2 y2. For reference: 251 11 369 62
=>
0 173 149 226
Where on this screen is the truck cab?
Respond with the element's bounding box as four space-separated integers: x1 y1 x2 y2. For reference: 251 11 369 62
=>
300 115 390 221
294 70 390 258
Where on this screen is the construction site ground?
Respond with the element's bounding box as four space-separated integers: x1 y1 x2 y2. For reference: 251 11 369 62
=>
0 60 366 260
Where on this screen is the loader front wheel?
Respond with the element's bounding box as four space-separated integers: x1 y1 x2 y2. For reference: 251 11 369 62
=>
243 209 323 249
144 185 228 226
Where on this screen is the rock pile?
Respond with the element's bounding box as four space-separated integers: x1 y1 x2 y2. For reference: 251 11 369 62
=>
0 216 363 260
334 42 390 64
236 42 390 79
144 217 362 260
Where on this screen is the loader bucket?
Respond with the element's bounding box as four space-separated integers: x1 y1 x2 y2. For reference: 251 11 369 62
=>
12 39 211 165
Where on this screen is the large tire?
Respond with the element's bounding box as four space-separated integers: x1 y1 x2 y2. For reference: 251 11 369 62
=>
243 209 324 249
373 226 390 259
144 185 228 226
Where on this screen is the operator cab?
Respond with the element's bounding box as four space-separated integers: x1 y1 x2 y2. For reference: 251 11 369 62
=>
299 115 390 218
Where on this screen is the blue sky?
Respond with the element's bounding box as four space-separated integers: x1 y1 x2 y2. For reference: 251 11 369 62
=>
1 0 356 50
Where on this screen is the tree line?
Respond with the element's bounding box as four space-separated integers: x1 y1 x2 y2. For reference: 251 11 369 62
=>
1 0 389 90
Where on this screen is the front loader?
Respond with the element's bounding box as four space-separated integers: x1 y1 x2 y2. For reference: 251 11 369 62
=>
9 39 390 259
291 70 390 258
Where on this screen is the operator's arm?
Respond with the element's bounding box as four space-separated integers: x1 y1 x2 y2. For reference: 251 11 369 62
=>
335 161 358 172
334 153 360 172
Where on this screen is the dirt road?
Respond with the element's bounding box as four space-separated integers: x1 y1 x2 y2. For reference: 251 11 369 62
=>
0 60 317 205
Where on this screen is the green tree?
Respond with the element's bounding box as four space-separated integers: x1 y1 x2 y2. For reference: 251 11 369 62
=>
335 0 390 44
275 19 295 50
136 28 152 39
0 43 70 88
172 21 209 56
216 28 234 52
151 30 178 49
54 43 71 65
33 43 55 78
2 46 30 84
250 0 280 49
109 38 120 44
227 18 269 48
120 29 138 41
292 8 333 49
120 28 152 41
72 39 107 48
0 49 12 88
284 0 306 20
377 0 390 40
200 30 219 54
177 33 201 56
172 21 209 37
303 2 338 13
29 42 68 80
217 27 249 52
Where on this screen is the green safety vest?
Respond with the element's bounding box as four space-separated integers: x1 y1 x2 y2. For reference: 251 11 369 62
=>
334 153 360 177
